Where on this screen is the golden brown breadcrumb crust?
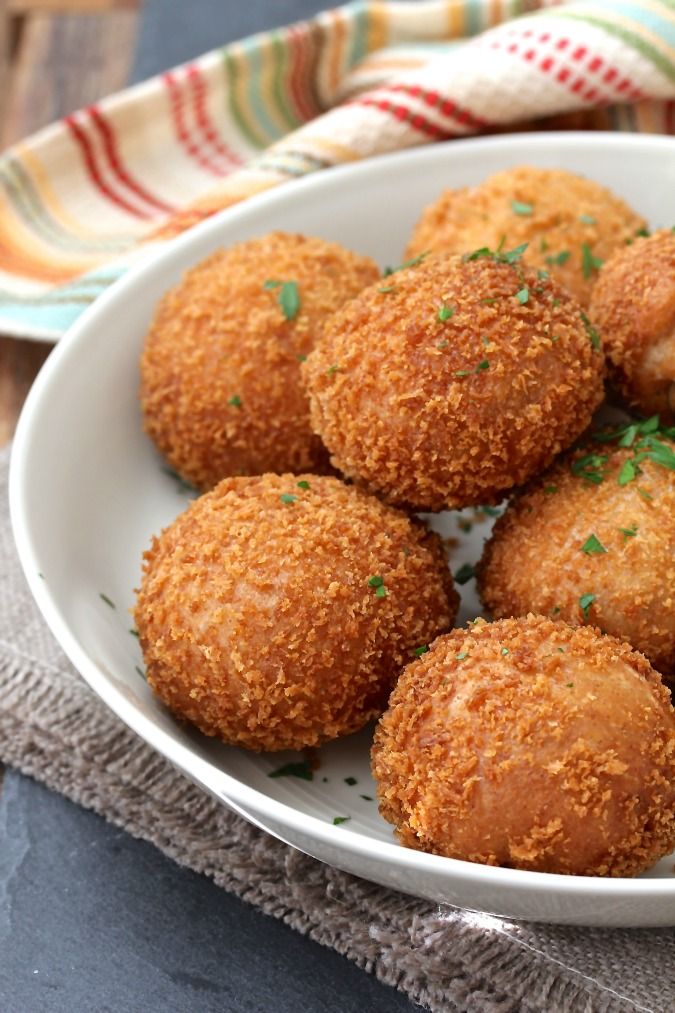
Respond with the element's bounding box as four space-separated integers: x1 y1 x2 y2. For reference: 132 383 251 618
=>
135 474 458 752
478 441 675 677
371 615 675 876
589 230 675 423
302 252 604 511
140 232 379 490
405 166 646 307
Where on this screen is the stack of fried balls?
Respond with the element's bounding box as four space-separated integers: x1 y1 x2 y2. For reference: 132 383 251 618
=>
136 167 675 878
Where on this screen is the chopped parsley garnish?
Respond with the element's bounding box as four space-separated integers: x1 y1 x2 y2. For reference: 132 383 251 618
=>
501 647 510 656
360 794 374 802
296 353 307 362
515 287 529 305
551 605 561 615
455 651 469 661
454 563 475 585
566 682 574 688
464 241 528 265
227 394 242 408
544 485 558 494
571 452 609 485
129 628 139 638
375 585 388 598
326 364 341 375
383 251 429 276
545 250 570 266
458 518 473 532
280 493 297 504
580 311 601 349
438 303 455 322
537 269 550 280
413 645 429 657
454 369 471 377
344 776 358 786
581 534 607 555
162 466 197 494
99 592 115 609
368 575 384 587
269 761 313 781
437 339 449 350
333 816 351 826
378 285 397 294
579 213 596 225
264 279 300 319
135 666 146 680
476 359 490 371
620 524 638 538
297 480 310 490
618 459 638 486
479 505 501 517
511 200 533 216
579 593 596 620
637 486 653 501
581 244 604 279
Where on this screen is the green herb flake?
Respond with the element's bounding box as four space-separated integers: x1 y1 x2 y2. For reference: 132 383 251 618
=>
464 242 528 265
551 298 561 307
280 493 297 504
581 534 607 555
579 593 596 620
476 359 490 371
99 592 115 609
413 645 429 657
511 200 534 216
618 459 638 486
501 647 510 656
581 243 604 279
515 287 530 305
455 651 469 661
437 339 449 350
566 682 574 688
454 369 471 378
558 647 566 653
135 666 146 680
279 280 300 319
454 563 475 585
378 285 397 294
537 269 550 280
333 816 351 826
383 251 429 276
296 353 307 362
263 279 282 290
551 605 562 615
571 452 608 485
479 505 501 517
620 524 638 538
544 485 558 494
545 250 570 267
227 394 242 408
580 311 602 349
458 518 473 533
269 761 313 781
579 213 596 225
367 575 384 588
360 794 374 802
326 364 341 376
129 628 140 638
438 303 455 322
637 486 653 501
344 776 358 786
375 585 388 598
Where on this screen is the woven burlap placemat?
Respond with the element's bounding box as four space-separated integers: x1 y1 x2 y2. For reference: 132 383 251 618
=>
1 446 672 1012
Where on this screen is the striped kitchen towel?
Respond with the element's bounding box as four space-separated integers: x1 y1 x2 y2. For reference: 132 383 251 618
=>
2 0 674 340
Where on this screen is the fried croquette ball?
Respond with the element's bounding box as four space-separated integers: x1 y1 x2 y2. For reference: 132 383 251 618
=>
478 432 675 677
406 166 646 307
589 230 675 423
134 474 458 752
302 252 604 512
140 232 379 489
371 615 675 875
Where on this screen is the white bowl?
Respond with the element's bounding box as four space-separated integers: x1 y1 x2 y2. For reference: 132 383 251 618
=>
10 132 675 927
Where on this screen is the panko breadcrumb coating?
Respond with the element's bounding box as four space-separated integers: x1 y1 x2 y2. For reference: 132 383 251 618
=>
371 615 675 876
589 230 675 423
302 251 605 511
405 166 646 307
478 425 675 678
140 232 379 490
135 474 458 752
